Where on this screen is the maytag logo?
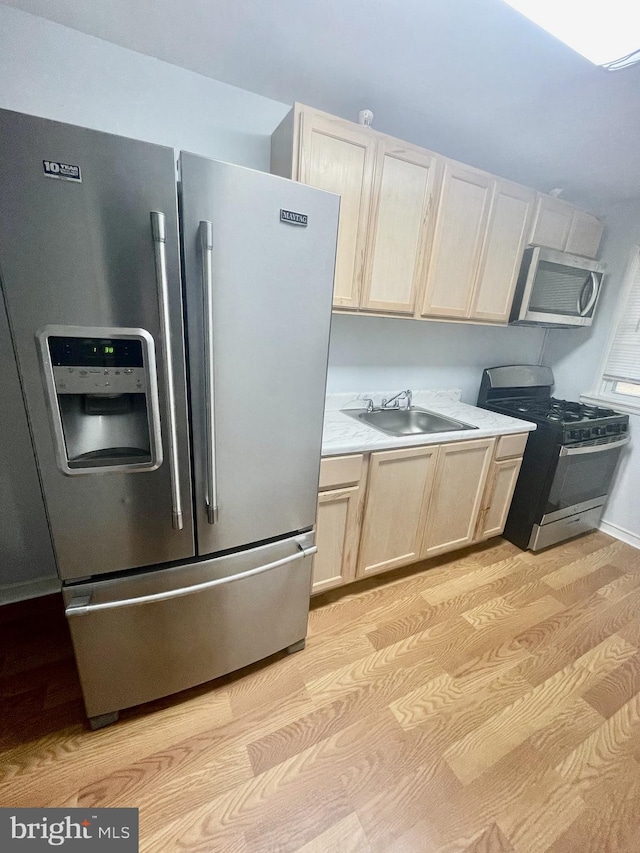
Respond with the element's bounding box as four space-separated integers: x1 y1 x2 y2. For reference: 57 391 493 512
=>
280 209 308 226
1 808 138 850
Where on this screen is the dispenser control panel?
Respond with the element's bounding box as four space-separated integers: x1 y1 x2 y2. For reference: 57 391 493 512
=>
37 327 162 475
50 337 147 395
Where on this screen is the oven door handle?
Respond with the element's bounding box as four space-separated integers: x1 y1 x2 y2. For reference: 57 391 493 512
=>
560 436 629 456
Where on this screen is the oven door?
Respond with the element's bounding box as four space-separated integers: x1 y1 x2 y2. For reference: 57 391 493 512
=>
542 437 629 523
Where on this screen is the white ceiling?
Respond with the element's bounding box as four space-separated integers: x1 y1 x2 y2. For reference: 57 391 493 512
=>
3 0 640 206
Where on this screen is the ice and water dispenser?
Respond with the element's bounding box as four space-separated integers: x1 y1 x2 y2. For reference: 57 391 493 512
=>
38 327 163 474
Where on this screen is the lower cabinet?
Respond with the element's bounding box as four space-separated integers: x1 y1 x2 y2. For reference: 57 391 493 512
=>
357 445 439 577
312 433 527 595
475 456 523 540
312 454 366 594
421 438 495 558
313 486 361 593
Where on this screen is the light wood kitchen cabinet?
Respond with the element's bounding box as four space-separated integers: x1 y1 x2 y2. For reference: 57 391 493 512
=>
313 486 361 594
529 194 603 259
529 195 573 252
420 161 493 319
565 209 604 258
312 454 366 594
272 103 603 324
476 457 523 540
474 431 527 541
272 105 440 315
314 433 527 593
421 438 495 557
470 180 535 323
422 169 534 324
360 139 439 315
293 106 376 309
357 445 438 578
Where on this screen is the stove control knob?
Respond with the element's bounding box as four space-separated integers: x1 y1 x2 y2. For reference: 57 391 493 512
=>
581 429 592 440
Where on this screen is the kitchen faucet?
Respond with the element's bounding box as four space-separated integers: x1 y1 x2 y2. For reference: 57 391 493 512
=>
381 389 412 410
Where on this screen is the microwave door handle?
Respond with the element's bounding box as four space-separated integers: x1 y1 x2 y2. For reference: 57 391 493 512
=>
151 211 183 531
578 272 599 317
200 220 218 524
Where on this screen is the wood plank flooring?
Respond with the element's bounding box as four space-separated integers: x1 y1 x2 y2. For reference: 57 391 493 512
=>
2 531 640 851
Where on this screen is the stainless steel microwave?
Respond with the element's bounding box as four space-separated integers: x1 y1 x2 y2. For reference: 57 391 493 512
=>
509 247 605 327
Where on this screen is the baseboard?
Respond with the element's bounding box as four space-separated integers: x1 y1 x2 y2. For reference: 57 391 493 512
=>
0 576 61 606
599 519 640 551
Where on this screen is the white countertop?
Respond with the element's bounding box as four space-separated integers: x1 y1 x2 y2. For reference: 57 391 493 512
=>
322 389 536 457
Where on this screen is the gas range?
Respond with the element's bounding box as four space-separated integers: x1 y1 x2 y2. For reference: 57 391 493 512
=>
477 365 630 552
487 397 629 446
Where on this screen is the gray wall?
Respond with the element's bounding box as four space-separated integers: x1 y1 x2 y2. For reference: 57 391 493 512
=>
327 314 545 403
0 4 290 171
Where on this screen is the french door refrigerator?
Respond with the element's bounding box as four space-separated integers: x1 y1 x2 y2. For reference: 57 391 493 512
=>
0 109 339 728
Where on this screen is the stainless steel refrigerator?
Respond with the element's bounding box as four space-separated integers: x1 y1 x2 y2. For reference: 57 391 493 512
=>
0 109 339 728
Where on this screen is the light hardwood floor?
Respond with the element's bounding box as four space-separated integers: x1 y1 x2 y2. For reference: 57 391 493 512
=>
2 531 640 851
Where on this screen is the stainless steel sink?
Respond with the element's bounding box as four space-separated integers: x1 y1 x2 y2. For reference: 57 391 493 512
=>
344 406 478 437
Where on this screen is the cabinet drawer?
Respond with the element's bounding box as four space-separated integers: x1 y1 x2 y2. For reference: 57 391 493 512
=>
319 454 364 490
495 432 528 460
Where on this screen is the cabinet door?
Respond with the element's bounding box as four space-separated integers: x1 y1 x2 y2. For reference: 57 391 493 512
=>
312 486 361 594
298 110 376 309
565 209 604 259
476 458 523 541
529 195 573 251
361 140 439 315
470 180 535 323
421 438 494 558
420 161 492 318
357 446 438 577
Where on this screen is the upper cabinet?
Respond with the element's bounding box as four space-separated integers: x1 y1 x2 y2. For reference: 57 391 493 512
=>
470 179 536 323
271 103 602 324
420 161 492 319
361 138 439 315
565 209 604 258
296 108 376 309
529 195 603 259
420 166 535 324
272 105 439 317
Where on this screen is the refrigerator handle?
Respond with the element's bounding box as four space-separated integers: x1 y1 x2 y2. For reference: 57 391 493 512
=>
65 543 317 616
200 220 219 524
150 211 183 531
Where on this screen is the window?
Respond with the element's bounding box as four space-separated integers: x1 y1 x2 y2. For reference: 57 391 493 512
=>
589 245 640 413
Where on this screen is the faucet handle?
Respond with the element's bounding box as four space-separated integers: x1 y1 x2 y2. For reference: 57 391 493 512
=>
362 397 375 413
